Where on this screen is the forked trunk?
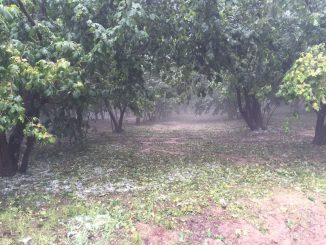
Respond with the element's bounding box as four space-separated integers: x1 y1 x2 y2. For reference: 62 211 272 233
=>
236 88 266 131
108 110 120 132
117 105 126 132
108 105 127 133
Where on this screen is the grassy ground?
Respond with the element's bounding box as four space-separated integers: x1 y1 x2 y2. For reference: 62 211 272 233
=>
1 111 326 244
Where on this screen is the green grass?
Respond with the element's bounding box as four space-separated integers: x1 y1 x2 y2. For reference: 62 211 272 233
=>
1 121 326 244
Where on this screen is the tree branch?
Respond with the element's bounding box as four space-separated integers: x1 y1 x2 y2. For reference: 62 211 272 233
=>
16 0 42 41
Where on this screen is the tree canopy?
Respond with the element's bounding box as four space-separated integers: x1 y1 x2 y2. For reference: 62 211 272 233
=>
279 44 326 111
0 0 326 176
278 44 326 144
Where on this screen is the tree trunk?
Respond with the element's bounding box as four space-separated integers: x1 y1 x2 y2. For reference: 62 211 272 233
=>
0 90 42 176
119 106 127 131
8 123 25 167
313 106 326 145
76 106 84 139
236 88 266 131
108 110 119 132
19 137 35 174
0 133 16 177
104 99 127 133
108 105 127 133
252 96 266 130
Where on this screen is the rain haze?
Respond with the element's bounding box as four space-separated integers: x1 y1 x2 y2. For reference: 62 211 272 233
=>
1 0 326 244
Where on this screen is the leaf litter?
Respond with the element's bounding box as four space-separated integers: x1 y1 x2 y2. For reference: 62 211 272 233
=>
1 113 326 244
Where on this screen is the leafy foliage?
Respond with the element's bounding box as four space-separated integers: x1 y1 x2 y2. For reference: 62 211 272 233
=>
0 44 83 137
278 44 326 111
2 117 326 243
23 118 56 144
0 0 326 171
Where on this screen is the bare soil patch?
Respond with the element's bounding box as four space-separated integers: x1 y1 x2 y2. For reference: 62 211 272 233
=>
136 192 326 245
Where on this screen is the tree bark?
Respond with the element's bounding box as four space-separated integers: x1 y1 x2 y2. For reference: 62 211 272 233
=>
16 0 43 41
236 87 266 131
313 106 326 145
105 99 127 133
117 105 127 132
8 123 25 168
19 137 35 174
108 105 127 133
9 93 40 174
108 110 119 132
252 96 266 130
76 106 84 138
0 133 16 177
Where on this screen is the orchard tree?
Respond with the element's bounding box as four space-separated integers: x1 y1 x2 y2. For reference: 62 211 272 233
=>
278 44 326 145
176 0 325 130
0 46 82 176
221 0 292 130
171 0 283 130
0 1 84 177
80 1 155 132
